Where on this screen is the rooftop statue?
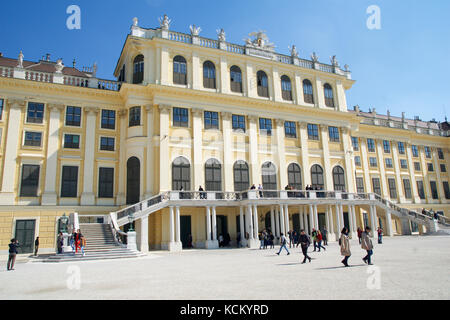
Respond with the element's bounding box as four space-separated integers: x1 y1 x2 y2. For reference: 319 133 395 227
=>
17 50 24 68
245 31 275 51
330 55 339 67
217 28 226 42
189 24 201 36
132 17 138 27
311 52 319 63
159 14 171 30
55 59 64 73
289 45 299 58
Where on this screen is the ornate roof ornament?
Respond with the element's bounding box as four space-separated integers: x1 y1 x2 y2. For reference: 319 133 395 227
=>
92 62 98 77
189 24 201 36
17 50 24 68
330 55 339 67
55 58 64 73
245 31 275 51
344 64 349 72
311 52 319 63
217 28 226 42
289 45 299 58
132 17 138 27
159 14 171 30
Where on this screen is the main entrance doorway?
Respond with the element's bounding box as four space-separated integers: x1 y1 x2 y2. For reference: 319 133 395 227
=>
216 215 228 246
180 216 192 248
15 220 35 254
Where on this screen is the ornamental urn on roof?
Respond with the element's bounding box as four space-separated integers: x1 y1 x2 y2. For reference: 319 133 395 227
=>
245 31 275 51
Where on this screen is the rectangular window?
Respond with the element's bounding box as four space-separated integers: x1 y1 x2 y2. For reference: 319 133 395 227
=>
417 181 425 199
204 111 219 130
383 140 391 153
425 146 431 158
411 145 419 157
328 126 340 142
372 178 381 196
430 181 438 199
388 178 397 199
65 106 81 127
443 181 450 200
64 134 80 149
259 118 272 136
367 138 375 152
98 167 114 198
398 142 405 154
101 110 116 129
61 166 78 198
27 102 45 124
369 157 378 167
129 106 141 127
285 121 297 138
427 163 434 172
440 164 447 173
232 115 245 133
351 137 359 151
414 162 421 171
0 99 3 120
20 165 40 197
100 137 115 151
403 179 412 199
173 107 188 127
354 156 361 167
24 131 42 147
437 148 444 160
356 177 365 193
385 158 393 168
307 124 319 140
400 159 408 169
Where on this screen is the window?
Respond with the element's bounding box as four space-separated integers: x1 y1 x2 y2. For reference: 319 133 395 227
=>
65 106 81 127
427 163 434 172
425 147 432 158
372 178 381 196
354 156 361 167
203 61 216 89
403 179 412 199
328 126 340 142
24 132 42 147
259 118 272 136
64 134 80 149
173 107 188 127
443 181 450 199
0 99 3 120
414 162 421 171
412 145 419 157
287 163 302 190
332 166 346 191
232 115 245 133
98 167 114 198
356 177 365 193
27 102 44 124
172 157 190 191
367 139 375 152
440 164 447 173
303 79 314 104
173 55 187 85
204 111 219 130
417 181 425 199
205 159 222 191
437 148 444 160
61 166 78 198
385 158 393 168
20 165 40 197
133 54 144 84
100 137 115 151
351 137 359 151
262 162 277 190
397 142 405 154
383 140 391 153
430 181 438 199
281 75 292 101
285 121 297 138
230 66 242 93
400 159 408 169
129 107 141 127
388 178 397 199
118 65 126 82
233 161 249 192
307 124 319 140
257 71 269 97
324 83 334 108
311 165 324 189
369 157 378 167
101 110 116 129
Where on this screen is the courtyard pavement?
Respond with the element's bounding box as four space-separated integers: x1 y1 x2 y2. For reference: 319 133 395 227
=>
1 235 449 300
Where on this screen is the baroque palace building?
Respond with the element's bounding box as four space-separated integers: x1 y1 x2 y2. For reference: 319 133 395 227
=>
0 15 449 254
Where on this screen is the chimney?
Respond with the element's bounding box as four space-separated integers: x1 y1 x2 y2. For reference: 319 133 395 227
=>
46 53 51 61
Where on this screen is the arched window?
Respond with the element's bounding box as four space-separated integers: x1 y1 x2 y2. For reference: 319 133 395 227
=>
203 61 216 89
172 157 190 191
233 161 249 191
311 164 324 189
230 65 242 93
324 83 334 108
287 163 302 190
262 162 277 196
281 75 292 101
303 79 314 104
257 70 269 97
205 159 222 191
133 55 144 84
173 55 187 85
333 166 346 191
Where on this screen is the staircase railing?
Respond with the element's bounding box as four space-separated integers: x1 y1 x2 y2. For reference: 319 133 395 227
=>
109 212 127 246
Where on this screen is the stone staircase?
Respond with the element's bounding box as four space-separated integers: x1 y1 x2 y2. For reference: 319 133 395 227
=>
44 223 145 263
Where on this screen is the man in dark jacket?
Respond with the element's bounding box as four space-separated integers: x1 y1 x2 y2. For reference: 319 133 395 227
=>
299 230 312 264
7 239 20 271
34 237 39 256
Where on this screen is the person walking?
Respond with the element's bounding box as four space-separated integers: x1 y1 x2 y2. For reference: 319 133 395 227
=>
340 227 351 267
299 230 312 264
34 236 40 256
316 231 326 252
269 232 275 249
7 239 20 271
57 232 64 254
322 228 328 246
80 234 86 257
361 227 374 265
377 227 383 244
357 227 363 244
276 233 290 255
311 228 318 252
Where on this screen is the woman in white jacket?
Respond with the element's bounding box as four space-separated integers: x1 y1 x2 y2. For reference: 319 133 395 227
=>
339 227 351 267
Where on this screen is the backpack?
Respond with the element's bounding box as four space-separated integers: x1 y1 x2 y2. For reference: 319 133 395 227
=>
338 238 342 246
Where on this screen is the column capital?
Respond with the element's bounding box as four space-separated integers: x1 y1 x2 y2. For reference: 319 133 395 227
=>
192 108 203 117
221 111 232 120
248 114 258 122
298 121 308 129
320 124 328 132
145 104 154 112
48 103 65 112
340 126 350 135
118 108 127 117
84 106 99 115
7 98 26 110
275 119 284 126
159 104 171 114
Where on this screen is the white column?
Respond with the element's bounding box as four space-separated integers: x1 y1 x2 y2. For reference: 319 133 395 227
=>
175 206 181 243
116 110 127 204
253 204 259 238
406 143 420 203
392 142 406 202
385 210 393 236
206 206 211 241
369 205 377 239
248 115 259 185
276 119 288 188
328 205 335 240
309 205 314 234
212 206 217 241
159 105 171 191
376 140 389 198
222 112 233 192
239 206 245 243
42 104 63 205
169 206 175 243
275 208 280 238
314 205 319 230
325 206 330 233
81 107 98 205
144 105 154 198
247 205 254 240
192 108 203 190
339 205 345 232
341 127 355 193
335 204 341 233
279 205 285 235
299 122 311 187
270 206 275 234
299 206 304 230
320 125 334 191
284 205 290 233
139 216 149 253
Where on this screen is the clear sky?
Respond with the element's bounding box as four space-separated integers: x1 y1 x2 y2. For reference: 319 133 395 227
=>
1 0 449 122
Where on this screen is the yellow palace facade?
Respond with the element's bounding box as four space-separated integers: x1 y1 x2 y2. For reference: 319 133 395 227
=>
0 16 449 254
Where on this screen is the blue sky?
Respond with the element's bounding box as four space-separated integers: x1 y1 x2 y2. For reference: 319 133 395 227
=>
1 0 449 121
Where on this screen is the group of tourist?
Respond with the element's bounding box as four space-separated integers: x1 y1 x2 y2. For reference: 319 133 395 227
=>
69 229 86 256
258 230 276 249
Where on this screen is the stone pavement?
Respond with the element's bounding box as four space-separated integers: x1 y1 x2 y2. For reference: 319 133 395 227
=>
0 235 449 300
